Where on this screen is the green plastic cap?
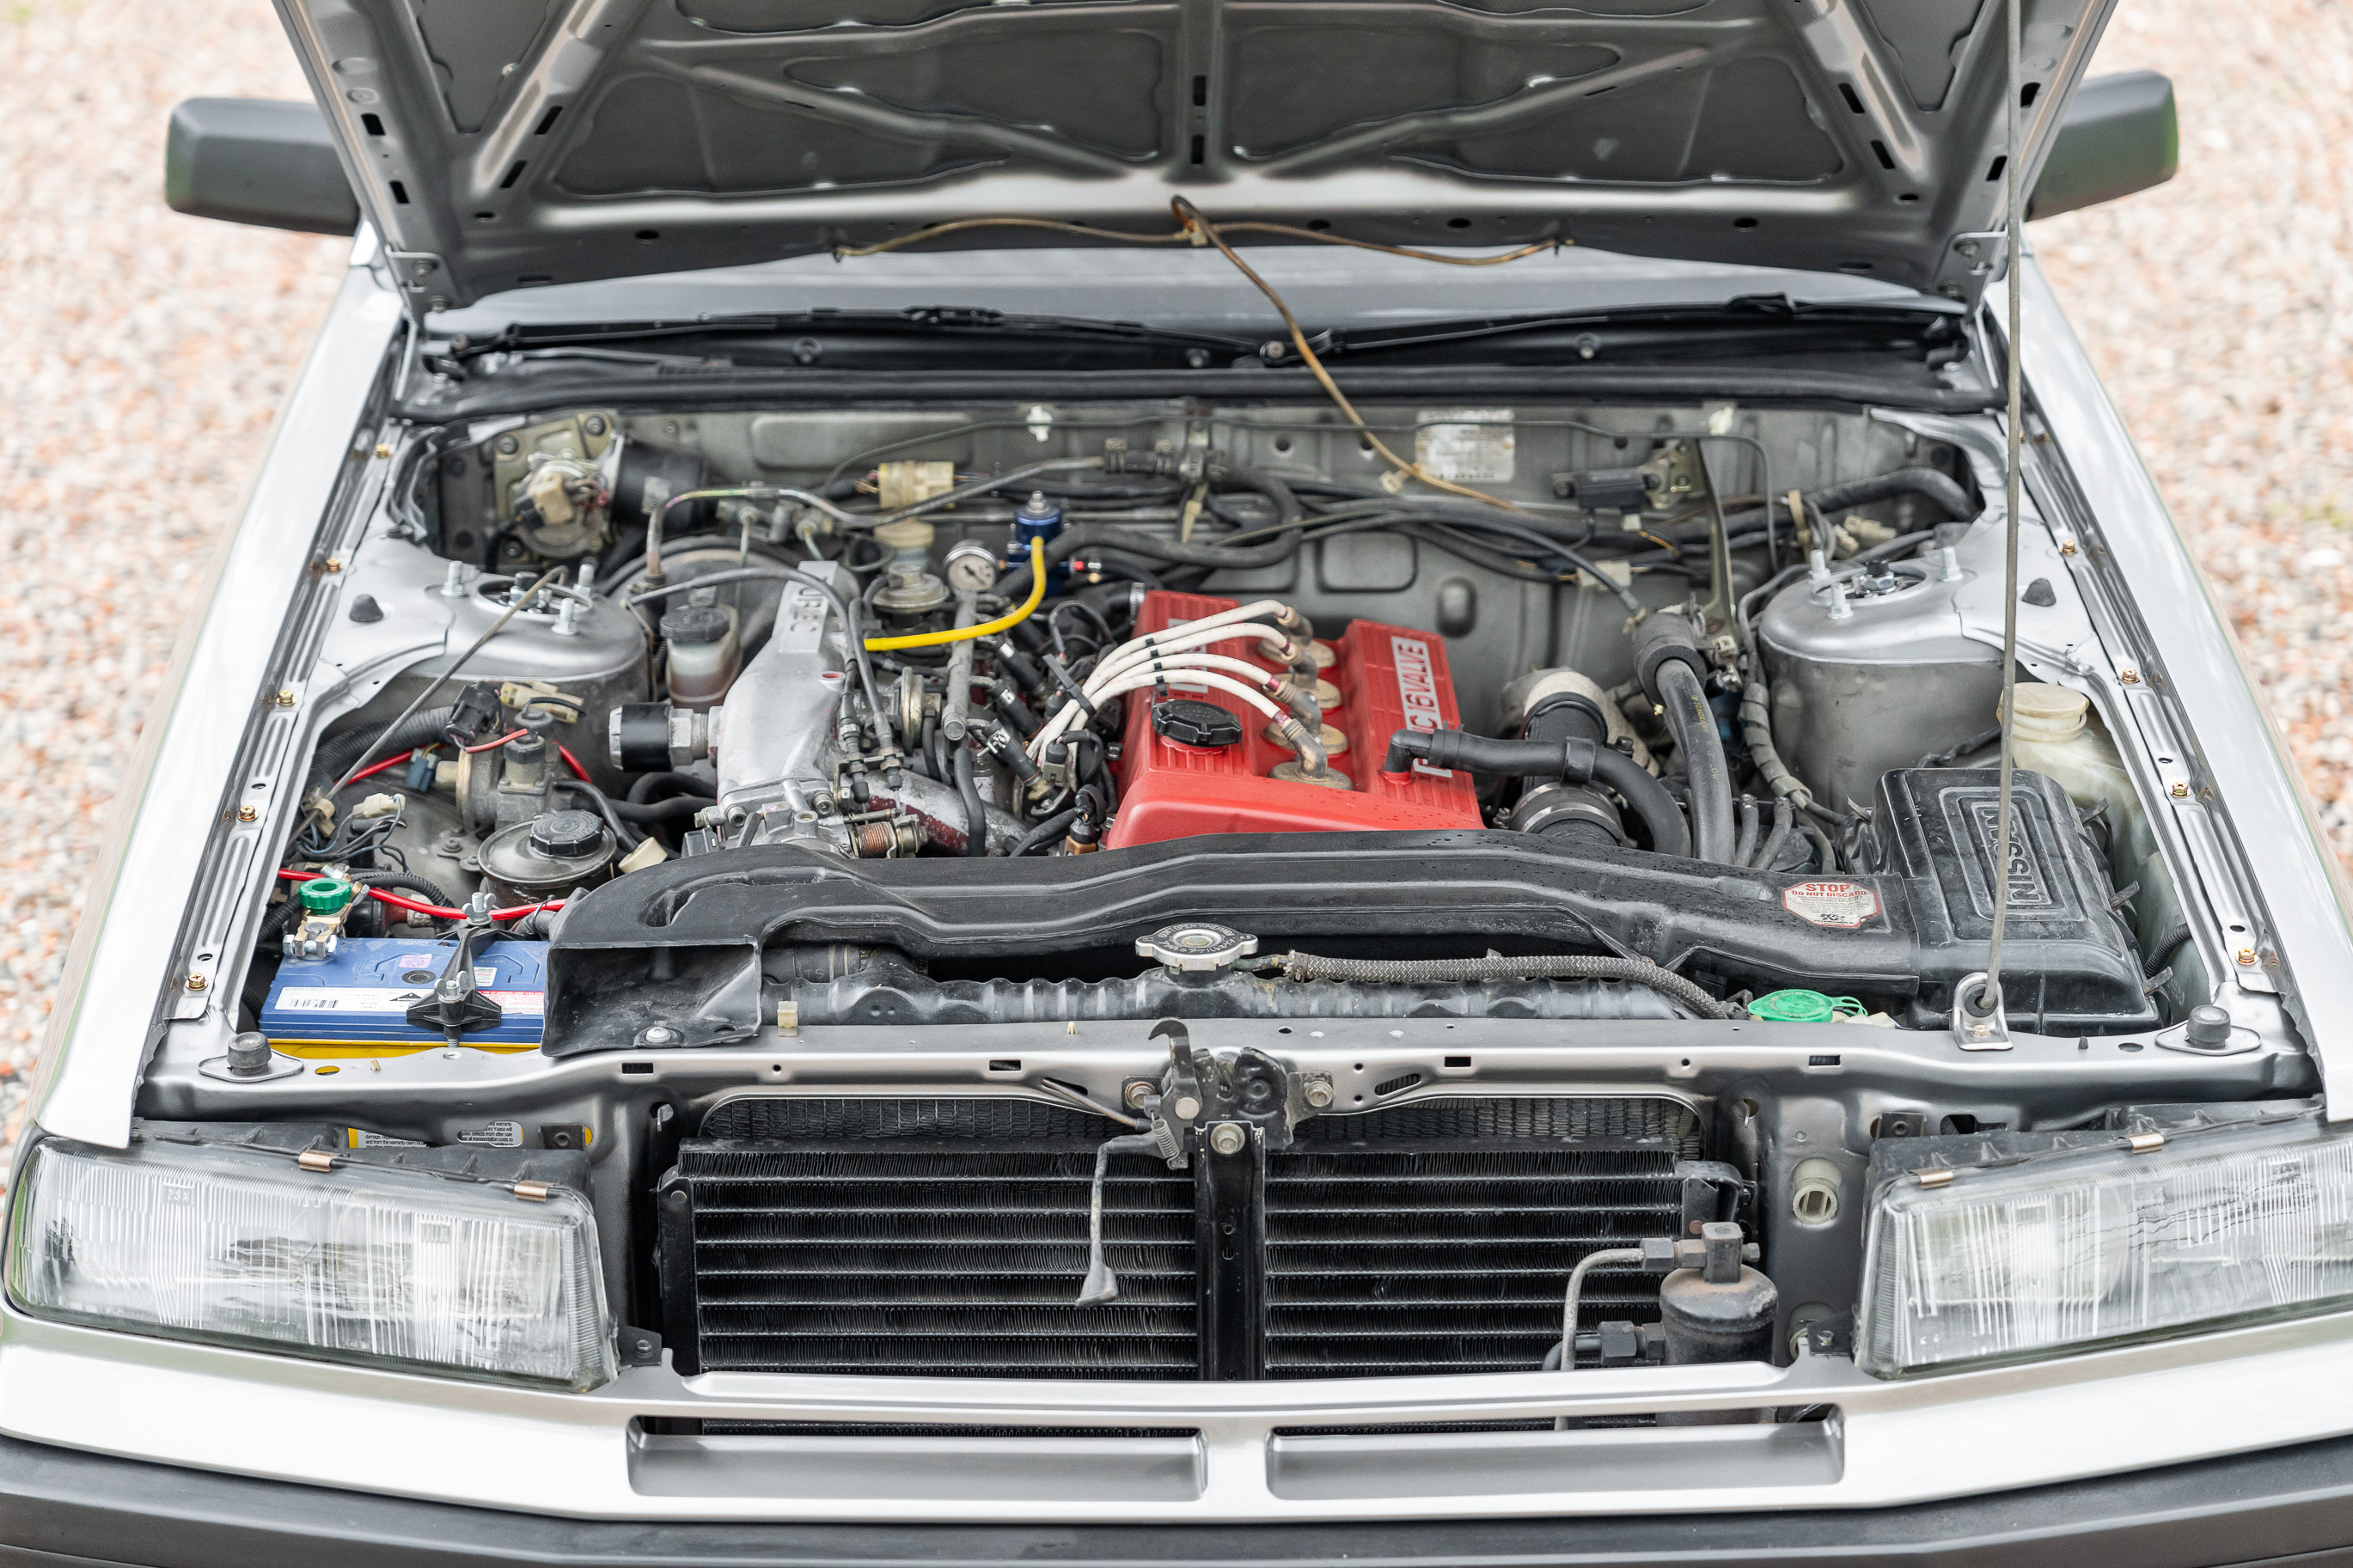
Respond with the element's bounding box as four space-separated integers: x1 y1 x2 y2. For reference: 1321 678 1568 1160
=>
1748 989 1865 1023
296 876 354 913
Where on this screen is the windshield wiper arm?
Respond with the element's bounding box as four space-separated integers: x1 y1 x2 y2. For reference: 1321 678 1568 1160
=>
1320 299 1960 359
445 308 1257 362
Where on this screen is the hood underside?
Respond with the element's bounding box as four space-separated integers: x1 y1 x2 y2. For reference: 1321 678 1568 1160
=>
276 0 2113 312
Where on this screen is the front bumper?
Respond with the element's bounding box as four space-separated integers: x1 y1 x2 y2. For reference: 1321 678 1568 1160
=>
12 1303 2353 1527
10 1425 2353 1568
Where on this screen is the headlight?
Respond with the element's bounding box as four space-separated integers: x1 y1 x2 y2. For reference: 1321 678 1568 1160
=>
7 1136 614 1391
1860 1110 2353 1378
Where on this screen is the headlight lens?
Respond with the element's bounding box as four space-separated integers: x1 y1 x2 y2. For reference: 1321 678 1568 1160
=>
1860 1112 2353 1377
7 1137 614 1391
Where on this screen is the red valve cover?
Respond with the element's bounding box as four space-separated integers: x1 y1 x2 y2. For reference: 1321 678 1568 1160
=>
1103 591 1482 851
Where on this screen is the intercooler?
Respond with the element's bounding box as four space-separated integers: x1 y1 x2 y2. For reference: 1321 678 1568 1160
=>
656 1094 1711 1381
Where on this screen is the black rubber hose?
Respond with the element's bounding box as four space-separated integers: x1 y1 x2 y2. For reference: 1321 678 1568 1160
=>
1072 548 1168 590
555 778 645 850
1655 662 1734 863
1010 807 1082 857
1805 467 1977 521
1515 694 1623 851
1201 465 1302 528
308 706 455 790
995 524 1305 600
1685 467 1981 542
1732 798 1760 868
1382 729 1690 859
355 871 460 907
1274 950 1736 1020
608 796 714 825
626 771 710 805
1346 511 1641 613
1753 799 1795 872
953 744 990 857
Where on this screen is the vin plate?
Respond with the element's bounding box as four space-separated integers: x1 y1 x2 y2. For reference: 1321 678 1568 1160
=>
1415 409 1515 483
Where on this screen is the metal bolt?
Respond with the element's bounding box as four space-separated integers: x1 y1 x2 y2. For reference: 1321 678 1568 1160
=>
2058 538 2079 557
186 972 209 991
321 557 342 574
2237 948 2258 967
1303 1080 1334 1108
2118 668 2141 685
584 416 608 436
1208 1123 1247 1156
374 443 392 460
645 1026 675 1045
236 805 258 823
1171 1095 1201 1120
665 1189 688 1209
273 687 297 708
1123 1081 1153 1110
495 435 520 455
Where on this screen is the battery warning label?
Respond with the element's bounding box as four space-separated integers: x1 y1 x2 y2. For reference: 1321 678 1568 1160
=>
1782 881 1881 929
272 987 546 1015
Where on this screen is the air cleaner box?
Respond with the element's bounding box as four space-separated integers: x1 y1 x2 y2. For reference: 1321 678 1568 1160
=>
261 937 549 1052
1866 768 2156 1030
1106 591 1482 850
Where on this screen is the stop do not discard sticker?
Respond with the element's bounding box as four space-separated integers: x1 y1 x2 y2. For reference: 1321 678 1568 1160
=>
1782 880 1881 929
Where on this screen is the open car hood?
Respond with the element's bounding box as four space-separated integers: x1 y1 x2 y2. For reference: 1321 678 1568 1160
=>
275 0 2115 312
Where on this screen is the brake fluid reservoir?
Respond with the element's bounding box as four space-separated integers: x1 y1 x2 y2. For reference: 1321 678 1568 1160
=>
662 597 740 711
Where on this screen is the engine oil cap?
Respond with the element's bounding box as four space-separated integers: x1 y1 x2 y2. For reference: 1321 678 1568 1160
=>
1152 698 1244 748
529 808 606 858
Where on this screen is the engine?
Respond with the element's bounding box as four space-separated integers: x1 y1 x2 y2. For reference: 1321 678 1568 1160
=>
193 396 2276 1406
1103 592 1482 847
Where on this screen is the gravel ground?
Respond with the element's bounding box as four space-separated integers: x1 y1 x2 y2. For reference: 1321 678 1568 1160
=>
0 0 2345 1143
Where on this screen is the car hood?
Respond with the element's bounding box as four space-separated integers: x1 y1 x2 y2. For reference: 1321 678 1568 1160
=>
276 0 2114 312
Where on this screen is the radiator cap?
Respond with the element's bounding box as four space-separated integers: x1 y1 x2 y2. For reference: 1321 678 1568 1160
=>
1136 922 1257 973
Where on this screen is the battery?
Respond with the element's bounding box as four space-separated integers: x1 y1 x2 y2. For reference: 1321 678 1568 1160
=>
261 937 549 1054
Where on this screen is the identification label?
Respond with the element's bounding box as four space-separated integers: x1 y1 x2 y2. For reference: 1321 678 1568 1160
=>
1782 880 1881 929
347 1129 427 1149
456 1120 524 1149
1415 409 1516 483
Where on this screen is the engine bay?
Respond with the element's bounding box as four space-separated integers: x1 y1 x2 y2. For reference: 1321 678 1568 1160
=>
135 392 2305 1392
